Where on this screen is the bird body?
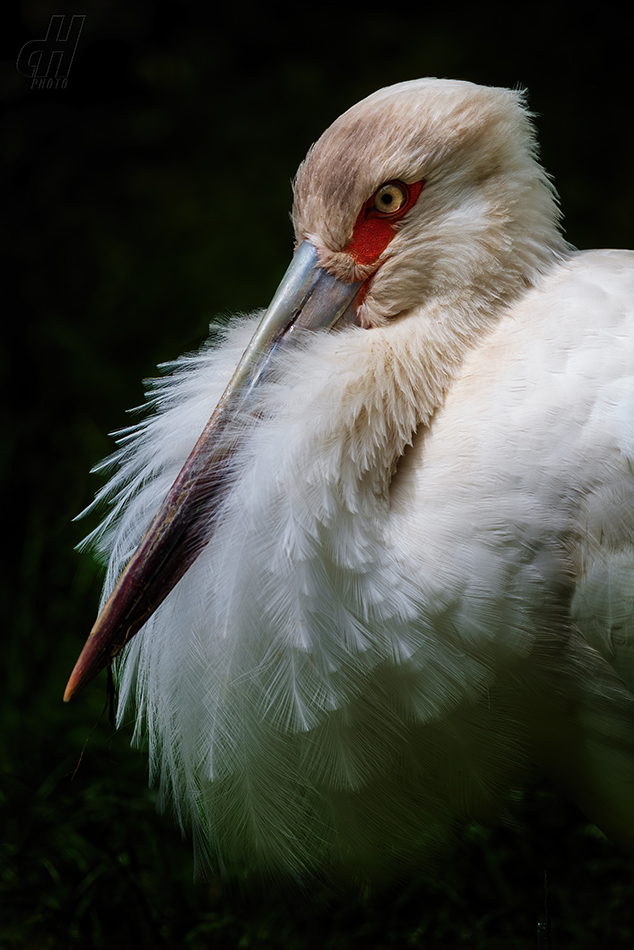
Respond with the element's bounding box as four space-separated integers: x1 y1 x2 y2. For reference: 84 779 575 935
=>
70 80 634 877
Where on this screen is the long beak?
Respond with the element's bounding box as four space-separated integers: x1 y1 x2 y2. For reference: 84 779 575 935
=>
64 241 363 701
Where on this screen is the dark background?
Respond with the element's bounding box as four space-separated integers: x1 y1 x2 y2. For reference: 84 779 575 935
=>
2 2 634 946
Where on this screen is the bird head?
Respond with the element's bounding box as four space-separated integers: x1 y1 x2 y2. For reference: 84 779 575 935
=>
293 78 565 326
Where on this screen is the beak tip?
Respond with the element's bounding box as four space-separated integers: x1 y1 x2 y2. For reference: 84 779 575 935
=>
64 653 93 703
63 669 80 703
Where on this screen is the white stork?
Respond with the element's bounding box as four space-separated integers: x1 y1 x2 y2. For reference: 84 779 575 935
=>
66 79 634 879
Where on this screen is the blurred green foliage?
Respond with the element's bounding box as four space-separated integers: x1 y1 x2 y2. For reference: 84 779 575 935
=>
2 2 634 946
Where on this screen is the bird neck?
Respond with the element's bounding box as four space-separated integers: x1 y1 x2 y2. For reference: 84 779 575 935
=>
331 301 507 498
266 295 503 525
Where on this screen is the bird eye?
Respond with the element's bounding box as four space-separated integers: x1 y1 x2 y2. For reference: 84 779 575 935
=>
373 182 408 215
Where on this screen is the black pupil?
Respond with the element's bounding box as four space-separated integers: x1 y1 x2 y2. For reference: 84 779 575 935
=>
382 193 393 205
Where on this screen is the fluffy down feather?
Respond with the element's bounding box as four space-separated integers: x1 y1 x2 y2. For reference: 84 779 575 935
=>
84 252 634 876
81 80 634 878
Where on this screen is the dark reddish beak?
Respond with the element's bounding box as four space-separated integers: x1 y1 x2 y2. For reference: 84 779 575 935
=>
64 241 363 701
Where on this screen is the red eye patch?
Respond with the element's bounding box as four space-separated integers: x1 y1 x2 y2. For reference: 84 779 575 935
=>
344 179 424 267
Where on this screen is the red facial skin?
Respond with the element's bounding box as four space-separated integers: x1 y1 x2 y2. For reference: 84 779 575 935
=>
344 179 424 267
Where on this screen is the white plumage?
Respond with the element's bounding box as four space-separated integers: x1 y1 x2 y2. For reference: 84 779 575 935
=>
70 79 634 878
